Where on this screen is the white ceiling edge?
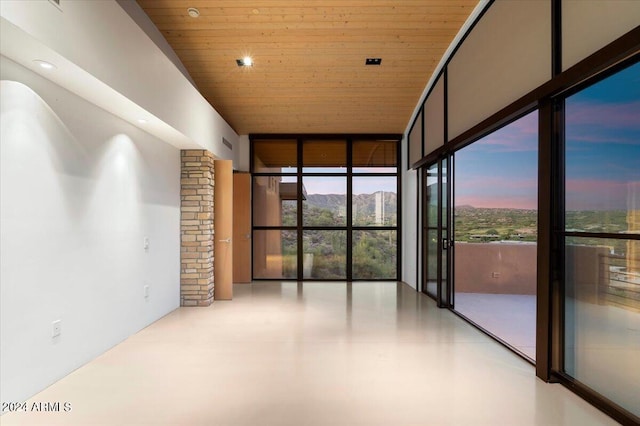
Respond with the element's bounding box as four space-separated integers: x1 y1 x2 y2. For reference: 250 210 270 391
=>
0 0 239 163
115 0 199 90
0 17 197 151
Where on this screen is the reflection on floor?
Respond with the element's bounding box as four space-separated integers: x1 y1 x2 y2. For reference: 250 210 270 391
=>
565 298 640 417
454 293 536 360
1 282 617 426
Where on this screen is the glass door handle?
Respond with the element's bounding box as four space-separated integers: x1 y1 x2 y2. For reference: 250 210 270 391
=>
442 238 449 250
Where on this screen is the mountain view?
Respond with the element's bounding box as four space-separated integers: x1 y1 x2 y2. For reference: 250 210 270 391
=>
280 191 398 279
306 192 397 226
454 206 537 242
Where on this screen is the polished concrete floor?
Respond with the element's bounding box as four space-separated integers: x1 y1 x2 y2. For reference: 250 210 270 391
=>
2 282 617 426
454 293 536 360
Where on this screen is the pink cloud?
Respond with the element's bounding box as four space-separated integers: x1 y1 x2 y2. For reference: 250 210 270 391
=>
566 179 629 192
566 101 640 129
565 179 637 210
566 133 638 145
458 177 537 191
480 112 538 152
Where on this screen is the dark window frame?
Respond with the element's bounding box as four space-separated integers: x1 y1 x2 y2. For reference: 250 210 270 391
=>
406 0 639 422
250 134 402 282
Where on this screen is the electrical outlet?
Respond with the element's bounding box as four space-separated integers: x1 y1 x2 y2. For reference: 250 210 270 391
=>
492 272 501 278
143 237 150 251
52 320 61 337
144 284 150 299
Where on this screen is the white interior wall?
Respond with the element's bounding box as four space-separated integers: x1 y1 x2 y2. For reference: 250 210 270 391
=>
115 0 198 89
402 135 418 289
0 0 239 164
237 135 251 172
0 56 181 404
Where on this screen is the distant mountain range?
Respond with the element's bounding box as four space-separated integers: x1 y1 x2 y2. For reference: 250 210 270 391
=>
306 192 397 216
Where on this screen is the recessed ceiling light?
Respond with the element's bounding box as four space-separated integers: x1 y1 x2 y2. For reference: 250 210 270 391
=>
365 58 382 66
137 119 147 124
33 59 56 70
236 56 253 67
187 7 200 18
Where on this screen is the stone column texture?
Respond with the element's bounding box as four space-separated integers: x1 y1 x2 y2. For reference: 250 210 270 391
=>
180 150 215 306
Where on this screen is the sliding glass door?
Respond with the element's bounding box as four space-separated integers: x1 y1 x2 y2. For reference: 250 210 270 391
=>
422 157 451 308
452 111 538 360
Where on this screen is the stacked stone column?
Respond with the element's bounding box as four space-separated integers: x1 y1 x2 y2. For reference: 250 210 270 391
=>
180 150 215 306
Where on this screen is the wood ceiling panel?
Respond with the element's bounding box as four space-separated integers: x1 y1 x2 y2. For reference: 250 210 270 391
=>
136 0 478 135
161 30 458 44
138 1 474 9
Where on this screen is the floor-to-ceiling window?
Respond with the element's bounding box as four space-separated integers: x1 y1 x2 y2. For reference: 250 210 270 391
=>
453 110 538 360
252 136 400 281
404 0 638 420
562 61 640 417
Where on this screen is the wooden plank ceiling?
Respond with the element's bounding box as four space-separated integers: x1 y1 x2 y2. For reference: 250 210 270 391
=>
136 0 478 135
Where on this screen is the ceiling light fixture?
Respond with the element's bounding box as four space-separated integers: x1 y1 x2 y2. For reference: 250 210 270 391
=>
137 119 147 124
365 58 382 66
236 56 253 67
33 59 56 70
187 7 200 18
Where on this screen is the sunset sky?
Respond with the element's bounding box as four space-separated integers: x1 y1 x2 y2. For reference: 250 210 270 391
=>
456 61 639 211
565 61 639 211
455 110 538 209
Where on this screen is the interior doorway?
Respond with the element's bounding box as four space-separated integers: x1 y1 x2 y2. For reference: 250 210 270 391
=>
233 172 252 283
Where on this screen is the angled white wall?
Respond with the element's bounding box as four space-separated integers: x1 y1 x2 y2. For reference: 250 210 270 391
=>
0 0 239 164
0 56 180 403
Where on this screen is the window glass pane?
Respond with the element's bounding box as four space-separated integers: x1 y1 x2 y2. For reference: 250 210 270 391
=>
426 165 438 228
442 158 448 225
303 230 346 279
352 177 397 226
253 140 297 173
454 111 538 360
353 140 397 173
353 230 397 279
565 62 640 234
426 229 438 297
303 176 346 226
303 140 346 173
564 236 640 417
253 230 297 279
253 176 297 226
563 63 640 417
